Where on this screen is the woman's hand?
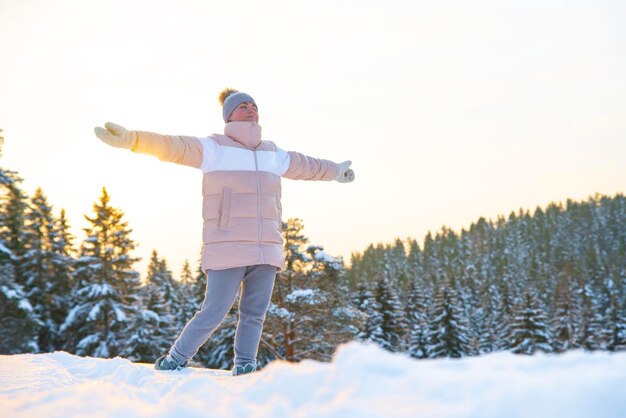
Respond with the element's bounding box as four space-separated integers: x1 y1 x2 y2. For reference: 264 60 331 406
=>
94 122 137 149
335 160 355 183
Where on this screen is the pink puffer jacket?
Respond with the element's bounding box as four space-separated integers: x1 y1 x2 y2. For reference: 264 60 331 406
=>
131 121 339 272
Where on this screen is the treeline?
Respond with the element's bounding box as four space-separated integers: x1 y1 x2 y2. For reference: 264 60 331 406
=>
2 129 625 364
347 192 626 356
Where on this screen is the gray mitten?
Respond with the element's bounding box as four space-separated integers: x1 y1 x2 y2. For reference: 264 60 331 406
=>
335 160 355 183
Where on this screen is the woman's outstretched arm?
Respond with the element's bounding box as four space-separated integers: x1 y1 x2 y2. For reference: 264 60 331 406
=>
94 121 203 168
278 147 355 183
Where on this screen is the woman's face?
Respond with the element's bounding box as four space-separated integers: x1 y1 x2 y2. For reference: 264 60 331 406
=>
229 102 259 123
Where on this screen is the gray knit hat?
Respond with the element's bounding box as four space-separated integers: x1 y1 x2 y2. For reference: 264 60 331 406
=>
222 92 257 122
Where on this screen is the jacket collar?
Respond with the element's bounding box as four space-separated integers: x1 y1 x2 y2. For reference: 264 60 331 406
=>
224 122 262 149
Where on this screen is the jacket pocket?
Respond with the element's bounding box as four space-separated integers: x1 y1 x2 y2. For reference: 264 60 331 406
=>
219 188 232 229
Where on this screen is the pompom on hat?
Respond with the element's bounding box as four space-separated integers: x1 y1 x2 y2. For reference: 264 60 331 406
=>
219 88 257 122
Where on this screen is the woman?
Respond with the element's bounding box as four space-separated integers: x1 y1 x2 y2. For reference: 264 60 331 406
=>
94 88 355 375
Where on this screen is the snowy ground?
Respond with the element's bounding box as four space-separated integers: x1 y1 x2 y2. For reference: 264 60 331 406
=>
1 342 625 418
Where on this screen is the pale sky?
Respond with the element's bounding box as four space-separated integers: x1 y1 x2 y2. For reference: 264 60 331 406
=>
1 0 625 279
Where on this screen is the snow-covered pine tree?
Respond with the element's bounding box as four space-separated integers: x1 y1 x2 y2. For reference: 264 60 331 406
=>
0 132 39 354
301 244 364 361
510 289 553 355
387 238 410 290
123 250 178 362
50 209 76 350
613 265 626 352
406 238 425 286
456 228 490 356
456 220 493 355
606 295 626 352
354 280 384 344
178 259 198 326
261 218 309 362
369 275 406 352
345 253 364 291
466 293 489 356
61 188 141 358
421 231 438 289
579 281 606 351
0 241 39 353
485 282 513 352
605 272 626 352
145 250 179 306
192 251 207 307
550 272 583 352
261 218 360 364
577 237 612 350
0 164 29 288
427 284 471 358
405 276 431 358
433 227 462 289
346 242 386 289
143 250 180 338
122 285 166 362
21 188 75 352
475 303 494 355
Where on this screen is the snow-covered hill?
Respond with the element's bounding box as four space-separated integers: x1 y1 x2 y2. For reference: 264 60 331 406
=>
1 342 625 418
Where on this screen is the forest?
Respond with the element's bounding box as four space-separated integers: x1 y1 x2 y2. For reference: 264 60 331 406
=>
2 130 625 367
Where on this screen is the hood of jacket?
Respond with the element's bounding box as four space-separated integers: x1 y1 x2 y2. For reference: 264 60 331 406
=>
224 121 262 149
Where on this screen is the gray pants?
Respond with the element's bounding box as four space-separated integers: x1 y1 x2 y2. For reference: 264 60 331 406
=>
169 264 277 367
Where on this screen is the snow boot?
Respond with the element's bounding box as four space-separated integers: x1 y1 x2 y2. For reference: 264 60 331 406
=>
232 362 256 376
154 354 188 371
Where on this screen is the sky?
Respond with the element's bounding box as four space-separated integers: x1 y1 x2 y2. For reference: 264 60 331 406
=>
2 342 626 417
1 0 625 278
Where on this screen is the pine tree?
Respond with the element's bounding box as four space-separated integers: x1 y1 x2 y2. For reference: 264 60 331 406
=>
579 282 605 351
0 245 39 353
61 188 141 358
1 166 29 288
21 188 75 352
51 209 76 350
368 276 406 352
427 285 471 358
261 218 360 363
485 282 512 352
510 289 553 355
178 259 198 326
406 239 426 286
192 249 207 307
302 244 363 360
262 218 310 362
123 282 174 362
354 281 378 342
146 250 179 304
605 273 626 352
466 293 489 356
123 250 179 362
551 272 583 352
606 296 626 352
405 277 430 358
143 250 179 337
387 238 410 290
0 132 39 353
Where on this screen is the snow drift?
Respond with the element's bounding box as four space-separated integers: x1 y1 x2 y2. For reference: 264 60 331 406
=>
1 342 625 418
